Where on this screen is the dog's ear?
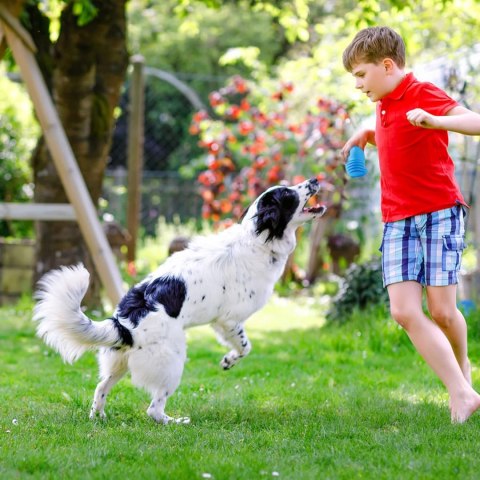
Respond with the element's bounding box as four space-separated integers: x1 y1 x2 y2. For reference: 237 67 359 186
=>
255 205 281 240
254 187 299 242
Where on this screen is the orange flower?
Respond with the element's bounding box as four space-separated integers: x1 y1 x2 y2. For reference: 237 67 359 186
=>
201 190 214 202
220 199 232 214
188 124 200 135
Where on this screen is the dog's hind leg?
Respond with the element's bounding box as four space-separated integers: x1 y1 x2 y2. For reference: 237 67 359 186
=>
128 324 188 424
146 391 190 425
213 322 252 370
89 348 128 420
140 351 188 424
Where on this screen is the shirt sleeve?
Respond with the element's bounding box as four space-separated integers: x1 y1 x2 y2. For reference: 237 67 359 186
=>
419 82 458 116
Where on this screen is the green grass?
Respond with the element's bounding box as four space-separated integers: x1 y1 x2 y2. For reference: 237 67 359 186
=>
2 296 480 479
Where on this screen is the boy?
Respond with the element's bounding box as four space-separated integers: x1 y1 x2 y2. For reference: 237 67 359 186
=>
342 26 480 423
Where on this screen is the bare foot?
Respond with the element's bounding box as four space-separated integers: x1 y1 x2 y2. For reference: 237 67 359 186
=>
450 391 480 424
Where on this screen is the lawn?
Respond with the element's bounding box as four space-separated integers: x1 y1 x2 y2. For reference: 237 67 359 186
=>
1 294 480 479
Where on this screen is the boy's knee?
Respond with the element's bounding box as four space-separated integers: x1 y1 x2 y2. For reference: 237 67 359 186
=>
390 305 415 329
429 308 457 329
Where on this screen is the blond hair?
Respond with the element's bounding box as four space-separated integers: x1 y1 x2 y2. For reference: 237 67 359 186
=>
342 26 406 72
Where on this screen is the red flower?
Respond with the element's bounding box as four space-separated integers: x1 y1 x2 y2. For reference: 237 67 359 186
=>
209 92 224 107
227 105 242 120
193 76 348 227
192 110 209 122
240 99 251 111
232 76 248 94
238 121 254 135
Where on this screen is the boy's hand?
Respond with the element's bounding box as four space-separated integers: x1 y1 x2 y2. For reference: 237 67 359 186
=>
406 108 438 129
341 129 375 160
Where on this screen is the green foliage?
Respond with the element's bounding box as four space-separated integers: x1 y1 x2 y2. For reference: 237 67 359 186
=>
327 258 389 323
72 0 98 26
127 1 285 81
172 0 311 44
0 72 39 238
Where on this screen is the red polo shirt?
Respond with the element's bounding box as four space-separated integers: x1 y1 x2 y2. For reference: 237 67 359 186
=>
375 72 466 222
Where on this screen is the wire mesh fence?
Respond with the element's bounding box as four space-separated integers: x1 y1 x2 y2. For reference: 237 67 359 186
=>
104 69 226 236
102 168 204 237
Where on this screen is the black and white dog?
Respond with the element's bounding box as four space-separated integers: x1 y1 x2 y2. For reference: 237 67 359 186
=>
33 178 325 424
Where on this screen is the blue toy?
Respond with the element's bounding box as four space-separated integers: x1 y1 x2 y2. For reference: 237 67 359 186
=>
346 146 367 178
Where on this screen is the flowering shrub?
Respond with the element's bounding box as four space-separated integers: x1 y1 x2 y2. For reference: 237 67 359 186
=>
190 75 350 226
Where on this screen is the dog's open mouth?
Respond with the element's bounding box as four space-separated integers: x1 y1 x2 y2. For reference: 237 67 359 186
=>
302 195 326 214
302 204 325 214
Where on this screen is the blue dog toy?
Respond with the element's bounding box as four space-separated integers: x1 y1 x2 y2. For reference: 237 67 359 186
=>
346 146 367 178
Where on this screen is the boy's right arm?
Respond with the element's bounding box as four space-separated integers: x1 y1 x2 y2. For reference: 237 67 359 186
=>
406 106 480 136
341 129 376 160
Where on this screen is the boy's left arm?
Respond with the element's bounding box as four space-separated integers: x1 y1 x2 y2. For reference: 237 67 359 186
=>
406 105 480 135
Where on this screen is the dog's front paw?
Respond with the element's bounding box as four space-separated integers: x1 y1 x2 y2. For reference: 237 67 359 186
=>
89 408 107 421
220 351 239 370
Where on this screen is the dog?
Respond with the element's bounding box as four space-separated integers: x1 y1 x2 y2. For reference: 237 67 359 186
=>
33 178 326 424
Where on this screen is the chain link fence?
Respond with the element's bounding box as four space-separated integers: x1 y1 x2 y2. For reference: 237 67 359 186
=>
103 69 225 236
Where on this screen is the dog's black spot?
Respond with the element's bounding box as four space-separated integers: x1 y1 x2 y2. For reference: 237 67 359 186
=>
146 276 187 318
254 187 300 242
201 295 206 301
117 282 150 325
117 276 187 325
110 316 134 346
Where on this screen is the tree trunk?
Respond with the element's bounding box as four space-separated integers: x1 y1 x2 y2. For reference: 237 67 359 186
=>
0 1 28 60
31 1 128 304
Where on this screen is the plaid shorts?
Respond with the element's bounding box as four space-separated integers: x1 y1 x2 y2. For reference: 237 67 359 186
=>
380 205 467 287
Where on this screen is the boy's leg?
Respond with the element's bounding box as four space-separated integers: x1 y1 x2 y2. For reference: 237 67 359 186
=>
388 281 480 423
421 205 470 384
426 284 471 384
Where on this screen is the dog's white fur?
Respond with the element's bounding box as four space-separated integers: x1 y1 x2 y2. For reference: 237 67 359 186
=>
33 178 325 424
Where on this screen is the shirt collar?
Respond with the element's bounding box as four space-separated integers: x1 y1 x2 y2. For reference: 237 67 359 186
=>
381 72 416 101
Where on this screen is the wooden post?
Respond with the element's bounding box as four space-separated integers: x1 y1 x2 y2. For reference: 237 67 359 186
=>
126 54 145 264
0 203 76 221
0 14 124 305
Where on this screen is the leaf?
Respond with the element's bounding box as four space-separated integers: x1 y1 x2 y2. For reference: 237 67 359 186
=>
72 0 98 27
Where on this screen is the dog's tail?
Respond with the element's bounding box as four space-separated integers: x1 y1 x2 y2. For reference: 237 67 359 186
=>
33 264 126 364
